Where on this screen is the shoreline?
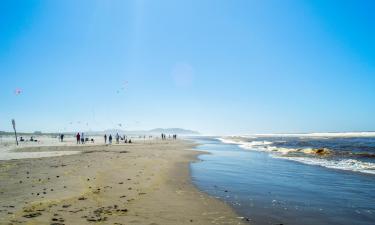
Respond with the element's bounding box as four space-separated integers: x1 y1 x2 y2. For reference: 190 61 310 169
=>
0 139 244 225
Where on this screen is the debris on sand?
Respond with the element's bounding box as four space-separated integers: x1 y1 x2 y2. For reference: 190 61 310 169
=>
23 212 42 218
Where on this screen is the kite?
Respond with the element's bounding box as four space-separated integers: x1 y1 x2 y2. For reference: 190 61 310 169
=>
116 81 129 94
14 88 23 95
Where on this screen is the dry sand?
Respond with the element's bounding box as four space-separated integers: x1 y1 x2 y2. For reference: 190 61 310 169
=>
0 140 245 225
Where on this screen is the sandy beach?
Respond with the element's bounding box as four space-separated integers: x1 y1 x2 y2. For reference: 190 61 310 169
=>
0 139 244 225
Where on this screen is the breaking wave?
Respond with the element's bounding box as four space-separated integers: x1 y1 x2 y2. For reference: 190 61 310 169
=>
274 157 375 175
218 137 375 175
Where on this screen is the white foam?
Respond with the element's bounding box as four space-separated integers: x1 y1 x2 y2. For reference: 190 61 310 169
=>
218 137 293 154
218 137 375 175
274 156 375 175
245 132 375 138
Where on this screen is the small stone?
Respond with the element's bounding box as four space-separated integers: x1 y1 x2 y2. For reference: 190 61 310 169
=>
23 212 42 218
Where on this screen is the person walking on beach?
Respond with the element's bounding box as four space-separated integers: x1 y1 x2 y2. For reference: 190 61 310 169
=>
81 132 85 144
109 134 112 144
104 134 107 144
116 133 120 144
60 134 64 142
76 132 80 144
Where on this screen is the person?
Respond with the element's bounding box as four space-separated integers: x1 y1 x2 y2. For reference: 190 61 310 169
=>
116 133 120 144
109 134 112 144
128 139 132 144
104 134 107 144
81 132 85 144
60 134 64 142
76 132 80 144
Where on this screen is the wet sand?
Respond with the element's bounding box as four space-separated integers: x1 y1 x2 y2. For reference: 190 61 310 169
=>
0 140 244 225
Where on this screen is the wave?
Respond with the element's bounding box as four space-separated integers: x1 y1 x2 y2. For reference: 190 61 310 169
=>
218 137 304 155
246 132 375 138
218 137 375 175
274 156 375 175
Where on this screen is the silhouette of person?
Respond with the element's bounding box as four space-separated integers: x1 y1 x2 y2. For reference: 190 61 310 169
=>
116 133 120 144
76 133 81 144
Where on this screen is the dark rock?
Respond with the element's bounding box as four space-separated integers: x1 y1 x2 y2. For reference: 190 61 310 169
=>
23 212 42 218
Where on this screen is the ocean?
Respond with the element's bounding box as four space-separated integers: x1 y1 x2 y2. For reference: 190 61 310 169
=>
190 135 375 225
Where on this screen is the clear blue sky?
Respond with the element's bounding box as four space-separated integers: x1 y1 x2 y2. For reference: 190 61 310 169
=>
1 0 374 135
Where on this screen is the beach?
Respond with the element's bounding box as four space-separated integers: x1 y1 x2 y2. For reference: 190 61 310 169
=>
0 139 244 225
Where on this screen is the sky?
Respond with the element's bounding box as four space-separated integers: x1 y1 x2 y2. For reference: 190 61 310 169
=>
0 0 374 135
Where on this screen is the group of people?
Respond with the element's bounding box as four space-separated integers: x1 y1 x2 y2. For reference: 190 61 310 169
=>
104 133 132 144
73 132 178 145
19 136 37 142
161 133 178 140
76 132 95 144
76 132 85 144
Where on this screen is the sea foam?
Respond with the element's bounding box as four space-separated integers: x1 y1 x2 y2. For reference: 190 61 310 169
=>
218 137 375 175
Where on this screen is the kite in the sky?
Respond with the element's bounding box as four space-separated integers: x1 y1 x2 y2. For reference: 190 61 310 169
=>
14 88 23 95
116 81 129 94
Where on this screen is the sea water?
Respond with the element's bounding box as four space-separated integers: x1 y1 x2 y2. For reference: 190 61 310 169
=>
190 136 375 225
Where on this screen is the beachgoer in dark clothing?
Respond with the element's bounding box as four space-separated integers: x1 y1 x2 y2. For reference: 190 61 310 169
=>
109 135 113 144
104 134 107 144
60 134 64 142
76 133 80 144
